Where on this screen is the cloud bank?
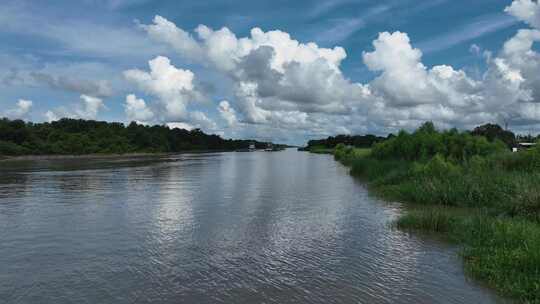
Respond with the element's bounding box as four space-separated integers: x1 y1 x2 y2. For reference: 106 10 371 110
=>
126 0 540 141
24 0 540 143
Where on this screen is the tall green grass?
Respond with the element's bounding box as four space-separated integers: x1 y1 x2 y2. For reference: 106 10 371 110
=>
396 208 540 302
308 145 335 154
347 150 540 220
331 124 540 303
395 207 459 233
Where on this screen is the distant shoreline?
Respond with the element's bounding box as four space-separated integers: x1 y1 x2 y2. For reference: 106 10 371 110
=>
0 153 169 162
0 150 240 162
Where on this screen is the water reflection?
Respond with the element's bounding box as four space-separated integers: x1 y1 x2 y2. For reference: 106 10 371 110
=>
0 150 509 303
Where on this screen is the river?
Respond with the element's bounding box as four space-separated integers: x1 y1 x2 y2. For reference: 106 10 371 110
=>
0 149 508 303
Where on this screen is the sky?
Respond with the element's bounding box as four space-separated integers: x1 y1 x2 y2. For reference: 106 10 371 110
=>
1 0 540 145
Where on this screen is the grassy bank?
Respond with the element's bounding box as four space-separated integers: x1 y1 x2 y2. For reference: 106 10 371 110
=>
331 123 540 303
304 145 335 154
395 207 540 301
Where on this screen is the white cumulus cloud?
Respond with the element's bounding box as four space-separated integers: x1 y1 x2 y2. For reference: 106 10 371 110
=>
505 0 540 29
124 94 154 123
76 95 105 120
132 1 540 142
140 16 365 132
218 100 238 127
4 99 33 119
44 110 58 123
44 95 106 121
124 56 201 121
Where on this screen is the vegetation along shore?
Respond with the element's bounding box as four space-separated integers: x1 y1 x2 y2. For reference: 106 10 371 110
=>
306 122 540 303
0 118 281 157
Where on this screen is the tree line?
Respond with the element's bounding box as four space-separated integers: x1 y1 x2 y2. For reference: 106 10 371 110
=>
303 123 539 151
0 118 271 156
301 134 387 151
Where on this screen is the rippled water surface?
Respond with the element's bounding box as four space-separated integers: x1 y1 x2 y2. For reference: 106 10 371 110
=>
0 150 508 303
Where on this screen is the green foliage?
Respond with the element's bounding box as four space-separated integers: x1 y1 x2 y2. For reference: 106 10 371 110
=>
397 208 540 302
458 216 540 302
0 140 30 155
308 145 334 154
0 118 269 156
334 143 354 162
412 154 461 178
305 134 386 150
334 122 540 302
351 152 540 218
395 207 460 233
371 122 507 161
491 147 540 172
471 123 516 148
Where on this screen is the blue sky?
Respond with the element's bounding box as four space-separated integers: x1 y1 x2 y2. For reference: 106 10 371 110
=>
1 0 539 144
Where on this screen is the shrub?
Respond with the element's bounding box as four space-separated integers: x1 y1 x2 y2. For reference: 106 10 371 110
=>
395 207 460 233
334 122 540 302
397 208 540 302
0 140 29 155
371 122 507 162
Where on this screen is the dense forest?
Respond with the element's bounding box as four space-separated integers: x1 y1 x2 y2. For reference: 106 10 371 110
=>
0 118 272 156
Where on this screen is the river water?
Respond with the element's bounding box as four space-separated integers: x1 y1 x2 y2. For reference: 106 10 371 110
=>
0 149 508 303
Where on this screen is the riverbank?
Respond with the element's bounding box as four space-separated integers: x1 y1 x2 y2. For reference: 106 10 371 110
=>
320 127 540 303
299 146 335 154
0 150 241 163
0 152 172 162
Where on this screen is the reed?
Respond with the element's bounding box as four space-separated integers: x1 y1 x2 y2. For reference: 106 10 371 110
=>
329 124 540 302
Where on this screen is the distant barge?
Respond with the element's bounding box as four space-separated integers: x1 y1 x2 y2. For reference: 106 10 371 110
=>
235 143 285 152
